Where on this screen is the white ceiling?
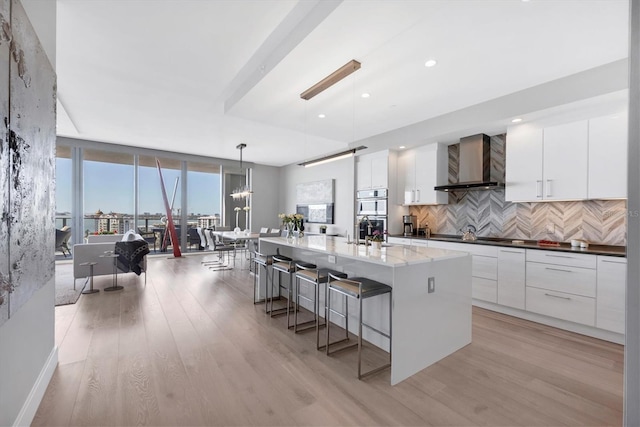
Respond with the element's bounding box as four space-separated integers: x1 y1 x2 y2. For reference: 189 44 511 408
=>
52 0 629 167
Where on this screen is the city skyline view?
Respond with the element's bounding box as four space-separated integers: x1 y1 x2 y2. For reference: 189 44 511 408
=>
56 158 222 217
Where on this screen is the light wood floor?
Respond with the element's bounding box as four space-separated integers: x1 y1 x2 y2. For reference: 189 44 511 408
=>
34 253 623 426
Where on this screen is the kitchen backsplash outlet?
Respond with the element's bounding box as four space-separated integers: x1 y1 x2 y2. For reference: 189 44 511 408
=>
409 134 626 246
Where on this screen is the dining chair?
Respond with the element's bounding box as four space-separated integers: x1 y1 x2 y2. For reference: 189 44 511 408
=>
197 227 207 250
55 228 72 257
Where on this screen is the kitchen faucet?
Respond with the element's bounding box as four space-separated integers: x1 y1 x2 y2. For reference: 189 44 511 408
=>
355 215 374 245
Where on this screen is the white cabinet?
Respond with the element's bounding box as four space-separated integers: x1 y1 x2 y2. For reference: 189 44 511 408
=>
505 125 543 201
410 241 626 339
428 241 497 303
397 144 447 205
387 237 428 247
506 121 589 201
497 248 525 309
357 152 388 190
525 249 596 327
543 120 589 200
526 287 596 326
596 256 626 334
588 113 628 199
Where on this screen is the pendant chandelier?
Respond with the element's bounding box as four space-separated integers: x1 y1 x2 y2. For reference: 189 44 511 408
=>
230 143 252 200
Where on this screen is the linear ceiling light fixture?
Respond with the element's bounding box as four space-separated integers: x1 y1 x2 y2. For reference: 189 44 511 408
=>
300 59 361 100
298 146 367 168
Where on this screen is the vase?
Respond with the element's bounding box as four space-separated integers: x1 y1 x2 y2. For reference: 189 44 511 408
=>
374 241 382 250
286 222 294 238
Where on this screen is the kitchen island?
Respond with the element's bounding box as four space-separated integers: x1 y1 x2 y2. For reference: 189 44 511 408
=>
259 235 472 385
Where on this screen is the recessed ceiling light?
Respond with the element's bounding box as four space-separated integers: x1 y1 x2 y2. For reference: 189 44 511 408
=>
318 114 326 118
424 59 437 68
361 93 370 98
399 146 406 149
511 118 523 123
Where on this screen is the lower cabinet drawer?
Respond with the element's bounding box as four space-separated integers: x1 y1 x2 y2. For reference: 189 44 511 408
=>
472 277 497 303
473 255 498 280
526 262 596 297
526 287 595 326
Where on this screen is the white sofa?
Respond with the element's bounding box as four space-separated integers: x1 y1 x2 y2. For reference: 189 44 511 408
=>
85 234 123 243
73 239 148 288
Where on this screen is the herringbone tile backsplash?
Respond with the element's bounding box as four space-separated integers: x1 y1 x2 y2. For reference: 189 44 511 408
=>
409 134 626 246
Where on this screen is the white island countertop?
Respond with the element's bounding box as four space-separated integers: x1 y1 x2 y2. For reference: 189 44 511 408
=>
258 235 472 385
259 235 466 267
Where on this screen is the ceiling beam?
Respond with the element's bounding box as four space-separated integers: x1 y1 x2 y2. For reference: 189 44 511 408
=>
222 0 342 113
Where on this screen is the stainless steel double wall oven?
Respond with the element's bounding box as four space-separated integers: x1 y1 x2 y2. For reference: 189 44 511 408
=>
356 189 387 240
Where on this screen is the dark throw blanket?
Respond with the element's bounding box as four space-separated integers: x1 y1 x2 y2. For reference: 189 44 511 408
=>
115 240 150 275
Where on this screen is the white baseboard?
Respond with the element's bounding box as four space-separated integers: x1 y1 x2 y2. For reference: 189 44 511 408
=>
13 346 58 427
473 300 625 345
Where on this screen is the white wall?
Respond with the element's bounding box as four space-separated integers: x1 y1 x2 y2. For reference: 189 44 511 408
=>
0 280 56 427
278 157 355 236
0 2 57 426
250 163 281 231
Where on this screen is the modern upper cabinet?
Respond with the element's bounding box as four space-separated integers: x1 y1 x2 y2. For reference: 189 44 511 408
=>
506 111 628 202
596 256 626 334
588 113 628 199
397 144 447 205
506 121 588 202
542 120 589 200
356 151 389 190
505 125 544 202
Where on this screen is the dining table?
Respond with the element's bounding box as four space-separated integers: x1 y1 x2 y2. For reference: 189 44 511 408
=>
209 231 262 268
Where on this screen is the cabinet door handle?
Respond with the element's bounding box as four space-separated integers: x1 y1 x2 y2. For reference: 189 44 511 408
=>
601 259 626 264
544 293 571 300
545 254 574 259
546 179 552 197
500 250 523 254
416 189 420 202
536 180 543 198
545 267 572 273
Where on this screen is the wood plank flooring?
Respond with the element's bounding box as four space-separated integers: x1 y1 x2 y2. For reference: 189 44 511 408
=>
34 253 623 426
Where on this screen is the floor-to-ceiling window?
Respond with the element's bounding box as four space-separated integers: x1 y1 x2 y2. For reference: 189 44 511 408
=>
187 161 221 250
55 146 73 258
83 149 134 237
55 138 233 256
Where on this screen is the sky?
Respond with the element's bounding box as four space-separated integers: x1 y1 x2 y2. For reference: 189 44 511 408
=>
56 158 221 216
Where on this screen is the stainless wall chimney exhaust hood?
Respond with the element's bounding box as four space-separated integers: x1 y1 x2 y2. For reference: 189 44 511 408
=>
434 134 504 192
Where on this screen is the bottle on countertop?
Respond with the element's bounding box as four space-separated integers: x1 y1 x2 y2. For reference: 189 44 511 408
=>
425 222 431 239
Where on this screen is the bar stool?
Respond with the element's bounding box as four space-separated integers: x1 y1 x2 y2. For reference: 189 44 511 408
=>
270 255 315 328
326 273 392 380
294 264 347 349
253 250 279 310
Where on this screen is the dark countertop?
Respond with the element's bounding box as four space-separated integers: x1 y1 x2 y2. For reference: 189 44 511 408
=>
388 234 626 257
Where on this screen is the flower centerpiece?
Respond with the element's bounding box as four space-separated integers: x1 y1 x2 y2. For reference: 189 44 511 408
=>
234 207 242 232
370 230 386 249
278 213 304 237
